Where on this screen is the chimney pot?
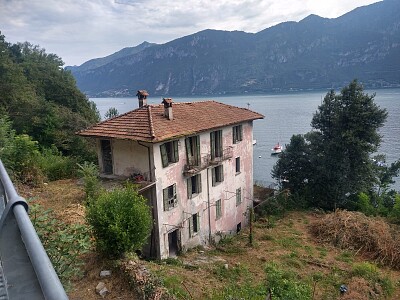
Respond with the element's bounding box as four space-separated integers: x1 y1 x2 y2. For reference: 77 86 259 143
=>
136 90 149 108
162 98 173 120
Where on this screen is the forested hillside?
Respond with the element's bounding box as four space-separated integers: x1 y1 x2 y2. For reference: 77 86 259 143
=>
0 32 99 183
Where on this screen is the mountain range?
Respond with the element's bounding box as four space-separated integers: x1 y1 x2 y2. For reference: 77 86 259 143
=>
67 0 400 97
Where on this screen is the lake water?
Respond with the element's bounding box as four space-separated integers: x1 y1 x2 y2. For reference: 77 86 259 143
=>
91 88 400 190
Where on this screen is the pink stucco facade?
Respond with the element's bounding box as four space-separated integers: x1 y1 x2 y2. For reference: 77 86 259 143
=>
95 121 255 259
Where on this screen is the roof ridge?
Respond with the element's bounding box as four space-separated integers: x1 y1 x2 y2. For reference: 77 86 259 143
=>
148 106 155 139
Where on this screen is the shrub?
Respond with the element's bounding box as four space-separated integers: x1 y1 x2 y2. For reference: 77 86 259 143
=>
77 161 101 201
388 194 400 224
86 184 152 257
38 146 78 181
30 203 91 288
265 262 312 300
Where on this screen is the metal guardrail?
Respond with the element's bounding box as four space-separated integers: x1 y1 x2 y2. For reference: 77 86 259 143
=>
0 160 68 300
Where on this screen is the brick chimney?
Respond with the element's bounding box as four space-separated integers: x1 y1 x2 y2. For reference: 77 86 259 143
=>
162 98 173 120
136 90 149 108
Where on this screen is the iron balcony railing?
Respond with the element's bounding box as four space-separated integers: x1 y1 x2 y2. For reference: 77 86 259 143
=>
183 146 233 176
0 160 68 300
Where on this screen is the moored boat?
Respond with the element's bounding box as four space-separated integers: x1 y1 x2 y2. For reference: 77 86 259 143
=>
271 142 282 155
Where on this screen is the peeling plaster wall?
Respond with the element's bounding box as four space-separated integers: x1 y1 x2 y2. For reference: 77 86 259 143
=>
153 121 254 259
96 139 150 177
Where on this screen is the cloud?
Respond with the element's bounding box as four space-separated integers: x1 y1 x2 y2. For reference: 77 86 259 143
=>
0 0 380 66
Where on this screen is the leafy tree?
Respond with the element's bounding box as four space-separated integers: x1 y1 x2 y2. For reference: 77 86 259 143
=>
86 184 152 257
104 107 119 119
0 32 99 161
273 80 388 210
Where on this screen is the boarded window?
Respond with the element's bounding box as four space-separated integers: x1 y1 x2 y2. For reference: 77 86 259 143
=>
163 184 177 211
236 188 242 206
210 130 223 160
160 140 179 168
185 135 200 166
189 213 200 237
216 199 222 220
187 174 202 198
235 157 241 173
212 165 224 186
233 125 243 144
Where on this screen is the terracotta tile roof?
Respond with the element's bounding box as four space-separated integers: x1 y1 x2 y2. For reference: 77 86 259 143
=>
78 100 264 143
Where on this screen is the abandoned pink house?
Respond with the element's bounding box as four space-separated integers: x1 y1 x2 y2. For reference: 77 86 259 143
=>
78 91 264 259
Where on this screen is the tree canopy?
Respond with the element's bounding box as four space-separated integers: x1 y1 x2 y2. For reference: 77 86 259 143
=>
0 32 99 159
272 80 391 210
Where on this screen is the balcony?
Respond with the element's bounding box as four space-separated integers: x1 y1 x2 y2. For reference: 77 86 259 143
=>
183 146 233 177
100 169 155 193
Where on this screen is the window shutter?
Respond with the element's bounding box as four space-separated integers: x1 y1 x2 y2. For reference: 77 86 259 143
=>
210 132 215 159
197 174 202 194
239 125 243 141
220 165 224 182
211 167 216 186
196 214 200 232
195 136 200 165
173 141 179 162
160 144 168 167
163 187 168 211
187 178 192 199
185 138 191 162
188 216 193 237
233 127 237 143
172 184 177 207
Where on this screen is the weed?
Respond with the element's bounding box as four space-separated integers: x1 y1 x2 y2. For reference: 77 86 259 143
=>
29 203 91 288
277 236 301 249
336 250 354 263
351 262 394 296
303 245 313 256
213 263 249 282
265 262 312 300
316 246 328 258
260 234 275 241
161 275 189 299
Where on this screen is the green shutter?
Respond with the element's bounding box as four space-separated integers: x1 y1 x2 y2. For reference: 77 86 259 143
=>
212 167 216 186
195 136 200 165
210 132 215 159
163 187 168 211
188 216 193 237
187 177 192 199
239 125 243 141
197 174 202 194
185 138 191 163
173 141 179 162
196 214 200 232
220 165 224 182
233 127 237 143
172 184 177 207
160 144 168 167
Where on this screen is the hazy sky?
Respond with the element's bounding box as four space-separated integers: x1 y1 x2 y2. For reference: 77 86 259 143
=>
0 0 380 66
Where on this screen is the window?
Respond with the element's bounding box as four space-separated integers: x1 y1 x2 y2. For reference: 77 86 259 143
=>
215 199 222 220
235 157 241 173
210 130 223 160
189 213 200 237
187 174 202 198
160 140 179 168
212 165 224 186
236 188 242 206
185 135 200 166
233 125 243 144
163 184 177 211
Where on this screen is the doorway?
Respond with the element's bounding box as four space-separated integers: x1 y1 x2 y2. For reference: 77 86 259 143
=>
168 229 179 257
101 140 113 174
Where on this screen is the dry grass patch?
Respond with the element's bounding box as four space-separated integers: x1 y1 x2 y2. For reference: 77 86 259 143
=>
309 210 400 269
